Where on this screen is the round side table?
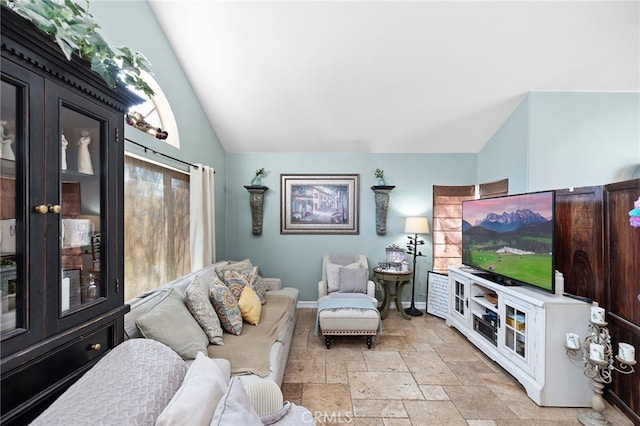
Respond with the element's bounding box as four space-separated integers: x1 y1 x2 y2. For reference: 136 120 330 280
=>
373 268 413 320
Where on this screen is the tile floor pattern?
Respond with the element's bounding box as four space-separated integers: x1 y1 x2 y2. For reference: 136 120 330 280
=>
282 308 634 426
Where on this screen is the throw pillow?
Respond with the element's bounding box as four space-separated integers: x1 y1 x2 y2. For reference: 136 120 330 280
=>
210 377 262 426
209 277 243 335
214 258 254 280
238 286 262 325
243 379 283 417
326 261 360 292
185 276 224 345
248 266 267 304
338 267 369 293
223 269 249 299
135 289 209 360
156 352 228 426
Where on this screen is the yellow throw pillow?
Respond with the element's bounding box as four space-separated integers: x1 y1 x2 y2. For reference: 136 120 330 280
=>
238 286 262 325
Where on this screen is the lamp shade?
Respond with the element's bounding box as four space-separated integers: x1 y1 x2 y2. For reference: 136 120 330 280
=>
404 217 429 234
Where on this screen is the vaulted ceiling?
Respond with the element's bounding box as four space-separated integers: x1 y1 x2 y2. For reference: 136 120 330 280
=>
149 1 639 154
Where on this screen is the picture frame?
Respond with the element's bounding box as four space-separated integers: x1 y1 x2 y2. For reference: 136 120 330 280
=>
385 246 406 264
280 174 359 234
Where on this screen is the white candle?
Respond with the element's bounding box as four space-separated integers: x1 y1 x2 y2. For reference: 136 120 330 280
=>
589 343 605 362
565 333 580 350
590 307 606 324
618 343 635 363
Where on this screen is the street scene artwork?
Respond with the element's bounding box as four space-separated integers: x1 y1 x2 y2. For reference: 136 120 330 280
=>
280 174 359 234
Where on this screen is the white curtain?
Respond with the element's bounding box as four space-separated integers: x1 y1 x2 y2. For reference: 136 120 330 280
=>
190 164 216 271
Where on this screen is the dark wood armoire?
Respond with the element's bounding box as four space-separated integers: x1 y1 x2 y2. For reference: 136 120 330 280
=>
555 178 639 424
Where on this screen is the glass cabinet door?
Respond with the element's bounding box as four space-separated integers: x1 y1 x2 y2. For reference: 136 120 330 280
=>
503 303 527 359
0 79 20 334
59 106 103 314
454 278 466 317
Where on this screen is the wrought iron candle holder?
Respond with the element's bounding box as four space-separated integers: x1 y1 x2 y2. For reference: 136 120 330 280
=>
565 319 636 426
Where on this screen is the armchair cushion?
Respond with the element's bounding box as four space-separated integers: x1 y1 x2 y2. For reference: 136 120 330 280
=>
338 267 368 294
326 261 361 293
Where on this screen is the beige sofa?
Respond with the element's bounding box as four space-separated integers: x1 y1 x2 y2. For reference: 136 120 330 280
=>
124 261 299 386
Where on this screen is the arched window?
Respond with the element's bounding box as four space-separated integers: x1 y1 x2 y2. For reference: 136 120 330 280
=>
128 71 180 148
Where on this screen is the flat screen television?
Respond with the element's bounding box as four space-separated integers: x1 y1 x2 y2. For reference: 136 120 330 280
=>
462 190 555 294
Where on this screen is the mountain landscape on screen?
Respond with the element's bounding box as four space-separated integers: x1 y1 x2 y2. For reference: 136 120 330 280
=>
462 192 555 292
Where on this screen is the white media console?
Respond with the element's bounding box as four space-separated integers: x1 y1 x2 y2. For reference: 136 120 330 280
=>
446 266 592 407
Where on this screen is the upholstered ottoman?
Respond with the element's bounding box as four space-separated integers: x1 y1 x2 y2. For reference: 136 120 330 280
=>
316 295 381 349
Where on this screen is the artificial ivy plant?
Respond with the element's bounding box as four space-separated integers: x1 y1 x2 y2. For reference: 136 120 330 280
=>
1 0 154 96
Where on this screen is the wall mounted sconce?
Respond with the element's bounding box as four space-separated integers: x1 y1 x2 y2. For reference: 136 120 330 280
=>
244 185 268 235
371 185 395 235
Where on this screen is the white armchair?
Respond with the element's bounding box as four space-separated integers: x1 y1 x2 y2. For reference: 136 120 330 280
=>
318 254 377 303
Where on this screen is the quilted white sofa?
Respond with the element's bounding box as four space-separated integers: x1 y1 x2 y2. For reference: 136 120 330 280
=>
30 339 315 425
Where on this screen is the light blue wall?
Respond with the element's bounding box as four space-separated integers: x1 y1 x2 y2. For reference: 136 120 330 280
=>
89 3 639 303
480 92 640 195
529 92 640 191
478 96 530 194
91 1 228 257
226 153 477 301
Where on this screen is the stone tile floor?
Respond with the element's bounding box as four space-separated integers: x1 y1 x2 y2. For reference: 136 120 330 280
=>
282 308 634 425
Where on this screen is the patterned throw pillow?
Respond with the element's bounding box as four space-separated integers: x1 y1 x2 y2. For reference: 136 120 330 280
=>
209 277 243 335
214 259 254 281
223 270 249 299
185 276 224 345
248 266 267 304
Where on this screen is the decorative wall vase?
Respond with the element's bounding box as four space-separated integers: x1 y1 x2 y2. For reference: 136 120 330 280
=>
244 185 269 235
371 185 395 235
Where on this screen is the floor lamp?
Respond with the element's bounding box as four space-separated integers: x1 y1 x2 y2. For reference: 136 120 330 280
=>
404 217 429 317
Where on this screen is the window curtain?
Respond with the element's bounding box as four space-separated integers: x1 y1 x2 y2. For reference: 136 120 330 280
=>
190 164 216 271
431 179 508 274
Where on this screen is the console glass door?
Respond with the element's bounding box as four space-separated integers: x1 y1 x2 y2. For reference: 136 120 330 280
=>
59 106 103 314
0 80 19 333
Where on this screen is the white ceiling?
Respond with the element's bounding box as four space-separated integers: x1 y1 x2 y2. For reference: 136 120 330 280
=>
149 1 639 154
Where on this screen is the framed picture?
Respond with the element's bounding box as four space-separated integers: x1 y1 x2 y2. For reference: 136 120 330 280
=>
385 246 406 264
281 174 359 234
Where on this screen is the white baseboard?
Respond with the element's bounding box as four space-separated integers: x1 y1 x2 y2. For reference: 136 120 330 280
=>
297 300 427 310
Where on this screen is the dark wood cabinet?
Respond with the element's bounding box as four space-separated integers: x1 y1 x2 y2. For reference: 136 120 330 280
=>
1 8 140 424
554 186 604 302
603 179 639 423
555 180 640 425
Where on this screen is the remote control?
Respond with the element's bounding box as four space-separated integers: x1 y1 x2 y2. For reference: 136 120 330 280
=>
562 293 594 304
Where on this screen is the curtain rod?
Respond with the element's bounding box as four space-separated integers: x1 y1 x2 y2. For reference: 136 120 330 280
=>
124 137 201 170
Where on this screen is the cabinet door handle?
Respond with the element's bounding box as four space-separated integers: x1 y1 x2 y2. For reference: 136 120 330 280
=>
90 343 102 351
48 204 61 214
34 205 49 214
